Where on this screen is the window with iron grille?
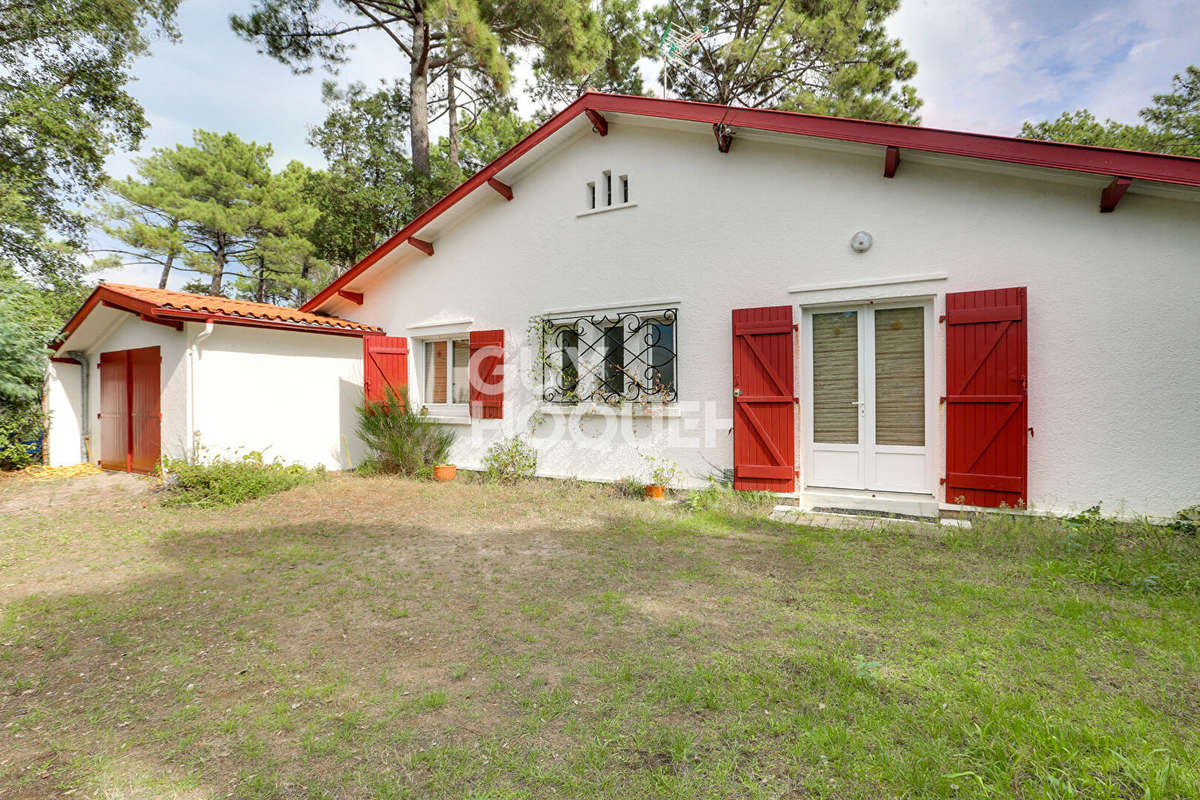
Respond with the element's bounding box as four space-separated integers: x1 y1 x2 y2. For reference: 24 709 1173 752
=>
542 308 677 404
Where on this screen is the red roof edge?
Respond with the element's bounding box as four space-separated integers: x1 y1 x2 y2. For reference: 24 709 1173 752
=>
52 284 379 351
303 92 1200 314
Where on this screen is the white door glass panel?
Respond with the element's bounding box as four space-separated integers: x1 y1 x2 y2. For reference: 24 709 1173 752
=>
805 304 931 494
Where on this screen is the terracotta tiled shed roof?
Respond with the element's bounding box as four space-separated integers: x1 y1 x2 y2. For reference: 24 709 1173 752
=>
52 282 380 350
102 283 379 332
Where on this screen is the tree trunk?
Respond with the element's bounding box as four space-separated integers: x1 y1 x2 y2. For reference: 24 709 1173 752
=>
209 238 225 296
256 255 266 303
158 250 175 290
410 13 431 182
447 67 459 168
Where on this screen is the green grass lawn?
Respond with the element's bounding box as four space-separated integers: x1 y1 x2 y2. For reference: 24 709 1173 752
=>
0 473 1197 799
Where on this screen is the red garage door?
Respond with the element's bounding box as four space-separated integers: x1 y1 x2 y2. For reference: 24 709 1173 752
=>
99 347 161 473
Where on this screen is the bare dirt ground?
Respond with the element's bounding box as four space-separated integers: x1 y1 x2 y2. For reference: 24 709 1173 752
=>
0 470 153 516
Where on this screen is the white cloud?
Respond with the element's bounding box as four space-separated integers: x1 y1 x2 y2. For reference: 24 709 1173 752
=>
888 0 1199 134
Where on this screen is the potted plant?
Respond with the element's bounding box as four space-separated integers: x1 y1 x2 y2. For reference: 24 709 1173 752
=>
642 454 679 501
433 463 457 482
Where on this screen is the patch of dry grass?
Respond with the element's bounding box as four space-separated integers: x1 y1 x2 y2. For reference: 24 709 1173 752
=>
0 474 1197 799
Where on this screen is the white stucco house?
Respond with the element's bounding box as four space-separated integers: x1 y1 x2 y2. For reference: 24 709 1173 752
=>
46 92 1200 520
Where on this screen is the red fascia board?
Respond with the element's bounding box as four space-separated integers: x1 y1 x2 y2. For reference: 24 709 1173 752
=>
582 94 1200 186
153 308 377 337
52 285 150 350
301 93 600 312
302 92 1200 313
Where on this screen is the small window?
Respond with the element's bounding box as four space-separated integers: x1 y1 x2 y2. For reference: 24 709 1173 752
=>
586 181 596 210
423 338 469 406
603 171 612 206
620 175 629 204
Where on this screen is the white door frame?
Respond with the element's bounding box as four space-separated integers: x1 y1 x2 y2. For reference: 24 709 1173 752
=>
800 297 937 495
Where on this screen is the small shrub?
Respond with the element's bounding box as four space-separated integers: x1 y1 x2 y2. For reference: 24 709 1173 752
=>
0 403 44 470
355 390 455 476
482 435 537 483
614 475 645 498
684 482 723 512
161 452 320 507
642 454 679 488
684 477 775 514
1170 505 1198 535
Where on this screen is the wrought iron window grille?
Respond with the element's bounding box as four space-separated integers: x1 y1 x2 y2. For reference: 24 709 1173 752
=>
542 308 678 404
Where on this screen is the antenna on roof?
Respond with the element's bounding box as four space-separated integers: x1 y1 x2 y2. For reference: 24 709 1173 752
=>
657 19 709 99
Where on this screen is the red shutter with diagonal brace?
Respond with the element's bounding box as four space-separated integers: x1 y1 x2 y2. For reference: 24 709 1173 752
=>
732 306 795 492
945 287 1028 508
469 329 504 419
363 335 409 406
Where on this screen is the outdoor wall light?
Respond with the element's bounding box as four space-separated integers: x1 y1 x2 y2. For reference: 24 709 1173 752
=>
850 231 873 252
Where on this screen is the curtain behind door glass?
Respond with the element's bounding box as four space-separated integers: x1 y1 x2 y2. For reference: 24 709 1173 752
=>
874 307 924 446
812 311 859 444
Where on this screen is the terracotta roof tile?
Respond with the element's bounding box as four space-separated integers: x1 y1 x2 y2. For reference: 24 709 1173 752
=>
103 283 379 332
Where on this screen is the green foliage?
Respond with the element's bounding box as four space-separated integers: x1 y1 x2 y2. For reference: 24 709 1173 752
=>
233 0 606 182
102 130 327 302
648 0 922 123
1022 65 1199 157
0 0 180 282
641 453 679 488
530 0 646 111
613 475 645 498
482 435 538 483
945 506 1200 596
683 477 773 513
160 452 321 507
0 266 81 469
355 390 455 476
306 81 415 274
0 402 44 470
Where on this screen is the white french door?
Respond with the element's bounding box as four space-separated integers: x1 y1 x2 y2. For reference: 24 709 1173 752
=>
803 302 933 494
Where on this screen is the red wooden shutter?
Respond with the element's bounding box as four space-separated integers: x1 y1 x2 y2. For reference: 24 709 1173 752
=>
98 350 130 471
129 347 161 474
732 306 795 492
945 287 1028 508
469 330 505 419
363 335 409 406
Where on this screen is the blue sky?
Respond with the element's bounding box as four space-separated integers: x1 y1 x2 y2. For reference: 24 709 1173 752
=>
99 0 1200 286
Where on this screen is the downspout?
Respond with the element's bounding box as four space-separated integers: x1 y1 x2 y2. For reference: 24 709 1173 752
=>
186 320 214 462
65 351 89 464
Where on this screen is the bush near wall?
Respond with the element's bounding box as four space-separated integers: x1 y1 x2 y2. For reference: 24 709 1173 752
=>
0 404 44 470
160 453 321 507
355 390 455 477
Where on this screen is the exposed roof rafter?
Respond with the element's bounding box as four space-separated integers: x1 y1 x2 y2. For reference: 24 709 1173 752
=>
884 146 901 178
302 92 1200 313
1100 177 1132 212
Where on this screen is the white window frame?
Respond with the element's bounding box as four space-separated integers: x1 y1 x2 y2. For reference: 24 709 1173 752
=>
420 336 470 415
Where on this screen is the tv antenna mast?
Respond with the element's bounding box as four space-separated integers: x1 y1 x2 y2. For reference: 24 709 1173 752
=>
657 20 709 99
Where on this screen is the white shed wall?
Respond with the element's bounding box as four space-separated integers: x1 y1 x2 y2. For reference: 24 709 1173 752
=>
192 325 364 470
325 120 1200 518
45 361 83 467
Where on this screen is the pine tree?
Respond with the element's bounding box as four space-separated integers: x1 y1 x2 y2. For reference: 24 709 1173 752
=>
100 131 323 301
646 0 921 123
232 0 608 202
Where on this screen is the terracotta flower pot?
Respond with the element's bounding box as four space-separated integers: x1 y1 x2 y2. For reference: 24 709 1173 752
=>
645 484 665 500
433 464 457 482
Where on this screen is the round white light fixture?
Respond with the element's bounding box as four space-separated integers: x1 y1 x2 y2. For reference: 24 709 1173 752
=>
850 231 873 253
